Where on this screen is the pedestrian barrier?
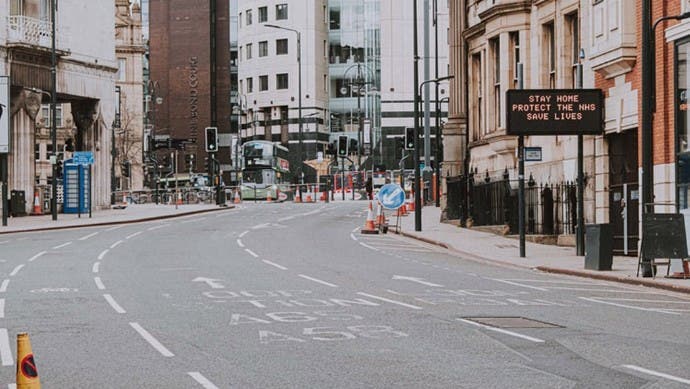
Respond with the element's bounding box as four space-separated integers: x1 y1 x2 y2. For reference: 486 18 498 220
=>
16 332 40 389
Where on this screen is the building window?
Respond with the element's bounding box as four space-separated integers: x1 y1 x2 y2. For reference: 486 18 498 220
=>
246 43 252 60
490 37 501 130
35 144 41 161
566 12 580 88
509 31 520 89
276 73 289 90
543 22 556 88
258 6 267 23
246 9 252 25
41 104 63 127
324 74 328 92
117 58 126 81
330 8 340 30
259 75 269 91
276 38 288 55
471 52 483 139
247 77 253 93
276 4 288 20
259 41 268 57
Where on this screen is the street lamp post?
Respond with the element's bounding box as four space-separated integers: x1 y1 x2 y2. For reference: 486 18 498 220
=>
50 0 57 220
265 24 302 199
145 80 160 204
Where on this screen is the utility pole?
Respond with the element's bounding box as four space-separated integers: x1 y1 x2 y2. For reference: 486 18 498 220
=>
413 0 422 231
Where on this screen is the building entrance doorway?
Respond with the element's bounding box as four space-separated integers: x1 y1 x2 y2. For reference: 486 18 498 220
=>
608 130 639 256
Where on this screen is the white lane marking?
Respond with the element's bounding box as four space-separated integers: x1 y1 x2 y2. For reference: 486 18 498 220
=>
351 227 360 233
350 233 358 242
579 297 682 316
356 292 423 310
105 225 123 231
0 329 12 366
359 242 379 251
94 277 106 290
392 275 444 287
489 278 548 292
602 298 690 304
621 365 690 385
8 384 16 389
9 265 24 277
98 249 109 260
104 294 126 314
28 251 47 262
0 241 7 245
278 216 294 222
262 260 288 270
245 249 259 258
129 322 174 357
126 231 143 240
0 299 4 318
298 275 339 288
52 241 72 249
78 232 99 241
239 230 249 238
0 280 8 293
92 262 100 273
252 223 270 230
237 239 245 248
110 240 124 249
457 319 545 343
147 224 170 231
188 372 220 389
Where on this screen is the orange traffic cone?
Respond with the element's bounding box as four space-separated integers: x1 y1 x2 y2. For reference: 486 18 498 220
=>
31 190 42 215
234 189 241 204
16 332 40 389
361 201 379 235
397 203 408 217
407 191 415 212
176 192 183 205
266 192 273 203
376 202 387 227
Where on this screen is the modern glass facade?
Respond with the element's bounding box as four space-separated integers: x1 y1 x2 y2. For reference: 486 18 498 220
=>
328 0 381 166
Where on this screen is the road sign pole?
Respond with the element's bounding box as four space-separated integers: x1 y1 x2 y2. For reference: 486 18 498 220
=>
517 63 525 258
576 62 585 256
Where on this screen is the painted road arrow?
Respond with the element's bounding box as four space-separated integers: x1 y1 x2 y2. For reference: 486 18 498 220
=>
392 275 444 287
192 277 225 289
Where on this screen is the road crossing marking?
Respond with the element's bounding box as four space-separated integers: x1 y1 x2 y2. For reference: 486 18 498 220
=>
356 292 422 310
9 265 24 277
98 249 109 260
104 294 126 314
52 241 72 249
621 365 690 385
262 260 288 270
27 251 46 262
0 329 12 366
298 275 339 288
457 318 545 343
78 232 99 241
129 322 174 357
94 277 106 290
188 372 220 389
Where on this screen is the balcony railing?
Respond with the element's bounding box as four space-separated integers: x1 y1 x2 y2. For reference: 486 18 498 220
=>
6 16 68 51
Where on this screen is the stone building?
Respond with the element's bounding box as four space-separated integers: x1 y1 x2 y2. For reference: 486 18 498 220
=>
0 0 117 215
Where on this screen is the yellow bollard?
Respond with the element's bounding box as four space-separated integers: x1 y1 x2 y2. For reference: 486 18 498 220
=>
16 332 41 389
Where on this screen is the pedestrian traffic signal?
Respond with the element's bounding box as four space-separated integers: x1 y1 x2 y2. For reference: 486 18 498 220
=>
205 127 218 152
404 127 415 150
338 135 349 157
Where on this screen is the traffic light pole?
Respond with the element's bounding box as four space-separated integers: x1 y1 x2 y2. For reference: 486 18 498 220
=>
413 0 422 231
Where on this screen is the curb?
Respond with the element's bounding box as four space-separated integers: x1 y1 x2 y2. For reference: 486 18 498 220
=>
0 205 234 235
398 229 690 295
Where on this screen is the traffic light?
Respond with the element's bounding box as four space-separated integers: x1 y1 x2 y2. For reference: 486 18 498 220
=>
121 160 131 178
185 154 195 170
404 127 415 150
326 142 335 155
55 158 63 179
337 135 349 157
349 139 358 155
205 127 218 152
65 138 74 152
204 156 209 171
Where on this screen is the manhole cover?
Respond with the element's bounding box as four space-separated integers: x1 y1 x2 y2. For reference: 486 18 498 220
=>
461 317 561 329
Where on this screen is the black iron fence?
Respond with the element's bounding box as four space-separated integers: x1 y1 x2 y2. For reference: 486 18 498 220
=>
446 173 578 236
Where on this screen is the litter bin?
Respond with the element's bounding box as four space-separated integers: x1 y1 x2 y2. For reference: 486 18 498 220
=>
585 224 613 270
10 190 26 217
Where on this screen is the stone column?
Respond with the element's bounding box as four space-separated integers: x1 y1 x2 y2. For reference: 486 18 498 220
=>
8 89 41 214
72 100 109 209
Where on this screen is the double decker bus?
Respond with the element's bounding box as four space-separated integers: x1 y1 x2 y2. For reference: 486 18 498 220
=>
240 140 291 200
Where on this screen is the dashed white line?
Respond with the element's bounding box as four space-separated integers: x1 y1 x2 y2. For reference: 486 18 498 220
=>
92 262 100 273
147 224 170 231
52 241 72 249
94 277 106 290
489 278 549 292
103 294 126 314
262 260 288 270
239 230 249 238
129 322 174 357
28 251 47 262
0 329 12 366
78 232 99 241
278 216 294 222
350 233 358 241
188 372 220 389
351 227 360 233
579 297 682 316
9 265 24 277
105 225 123 231
457 318 545 343
237 239 245 248
110 240 124 249
356 292 423 310
126 231 143 240
0 280 8 293
358 242 379 251
245 249 259 258
0 299 4 318
98 249 109 260
621 365 690 385
298 275 339 288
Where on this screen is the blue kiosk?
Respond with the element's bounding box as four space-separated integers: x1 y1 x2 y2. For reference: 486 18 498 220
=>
62 151 93 215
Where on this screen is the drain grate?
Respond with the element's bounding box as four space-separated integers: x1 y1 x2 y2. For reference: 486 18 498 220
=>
461 316 561 329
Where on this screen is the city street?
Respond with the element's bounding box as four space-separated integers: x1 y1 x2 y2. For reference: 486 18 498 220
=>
0 202 689 388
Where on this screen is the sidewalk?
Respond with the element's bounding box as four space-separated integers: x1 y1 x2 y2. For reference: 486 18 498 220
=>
396 205 690 295
0 203 231 234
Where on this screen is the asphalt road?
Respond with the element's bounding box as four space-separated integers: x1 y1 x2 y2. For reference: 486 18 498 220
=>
1 202 690 388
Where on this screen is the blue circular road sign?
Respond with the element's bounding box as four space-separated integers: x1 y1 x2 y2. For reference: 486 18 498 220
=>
377 184 406 210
